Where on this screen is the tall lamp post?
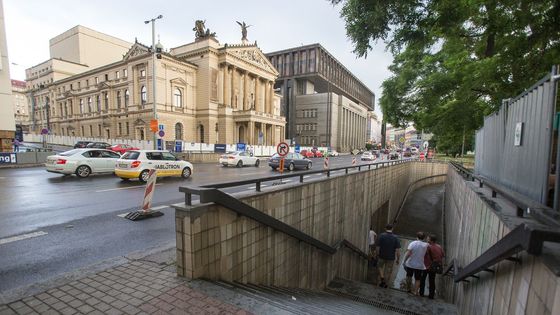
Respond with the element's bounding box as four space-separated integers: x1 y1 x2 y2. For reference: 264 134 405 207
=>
145 15 163 149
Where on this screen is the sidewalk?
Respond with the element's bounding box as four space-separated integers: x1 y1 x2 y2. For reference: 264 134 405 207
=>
0 250 252 315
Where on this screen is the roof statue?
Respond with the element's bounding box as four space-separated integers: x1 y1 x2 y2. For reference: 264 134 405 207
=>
193 20 216 40
236 21 251 44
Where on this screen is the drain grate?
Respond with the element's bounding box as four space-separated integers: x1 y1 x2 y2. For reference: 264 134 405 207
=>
325 288 425 315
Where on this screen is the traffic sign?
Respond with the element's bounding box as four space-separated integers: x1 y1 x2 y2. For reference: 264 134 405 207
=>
295 144 300 153
150 119 158 132
158 130 165 138
399 137 405 144
423 141 429 149
41 128 49 135
277 142 289 156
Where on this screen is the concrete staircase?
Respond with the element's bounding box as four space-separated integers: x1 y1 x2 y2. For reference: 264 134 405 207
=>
190 277 458 315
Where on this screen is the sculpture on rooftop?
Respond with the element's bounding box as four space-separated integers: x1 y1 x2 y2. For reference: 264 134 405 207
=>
236 21 251 43
193 20 216 40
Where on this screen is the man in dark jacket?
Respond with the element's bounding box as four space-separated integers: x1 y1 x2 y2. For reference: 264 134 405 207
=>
420 234 445 299
374 224 401 288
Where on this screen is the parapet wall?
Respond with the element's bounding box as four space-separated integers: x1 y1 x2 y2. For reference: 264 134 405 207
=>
443 168 560 314
175 161 448 289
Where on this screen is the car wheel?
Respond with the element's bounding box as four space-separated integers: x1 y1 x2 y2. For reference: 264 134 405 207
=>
237 160 243 168
75 165 91 178
255 159 260 167
181 167 192 179
288 163 295 171
120 177 129 181
139 170 150 183
306 162 312 170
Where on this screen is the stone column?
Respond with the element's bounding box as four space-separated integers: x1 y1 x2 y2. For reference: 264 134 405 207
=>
222 65 228 106
255 77 260 112
248 121 255 144
231 66 237 109
243 72 248 110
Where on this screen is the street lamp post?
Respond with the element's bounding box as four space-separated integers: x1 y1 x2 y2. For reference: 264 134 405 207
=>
145 15 163 149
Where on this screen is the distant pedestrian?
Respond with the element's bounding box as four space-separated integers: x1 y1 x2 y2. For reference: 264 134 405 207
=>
374 224 401 288
419 234 445 299
13 138 20 152
368 226 377 254
404 232 428 295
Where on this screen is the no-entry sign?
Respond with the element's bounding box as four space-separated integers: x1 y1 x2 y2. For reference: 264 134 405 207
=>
277 142 289 156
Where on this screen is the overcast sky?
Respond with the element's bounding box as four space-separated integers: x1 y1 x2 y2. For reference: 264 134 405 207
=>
4 0 392 118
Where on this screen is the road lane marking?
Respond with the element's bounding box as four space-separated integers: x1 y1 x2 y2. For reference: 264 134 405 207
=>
0 231 48 245
95 184 162 193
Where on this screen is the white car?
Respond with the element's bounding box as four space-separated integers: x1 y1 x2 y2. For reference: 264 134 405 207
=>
361 151 375 161
411 147 419 155
45 148 121 178
115 150 193 182
219 151 260 167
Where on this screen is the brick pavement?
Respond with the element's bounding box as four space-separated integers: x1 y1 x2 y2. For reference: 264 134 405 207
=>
0 260 252 315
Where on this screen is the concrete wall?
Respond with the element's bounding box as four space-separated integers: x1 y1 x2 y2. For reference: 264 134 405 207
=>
443 168 560 315
175 161 448 289
0 0 15 152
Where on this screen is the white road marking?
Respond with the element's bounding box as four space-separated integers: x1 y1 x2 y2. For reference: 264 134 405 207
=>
95 184 162 193
0 231 48 245
117 213 128 218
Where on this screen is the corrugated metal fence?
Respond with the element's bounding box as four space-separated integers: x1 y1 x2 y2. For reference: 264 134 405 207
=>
475 66 559 205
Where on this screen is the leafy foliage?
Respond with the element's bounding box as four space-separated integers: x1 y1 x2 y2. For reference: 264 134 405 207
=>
333 0 560 151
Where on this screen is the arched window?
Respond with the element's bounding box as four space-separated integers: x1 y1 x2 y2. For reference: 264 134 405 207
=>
175 123 183 140
104 92 109 111
124 89 129 107
141 86 147 105
87 97 92 112
116 91 122 109
199 124 204 143
173 88 182 107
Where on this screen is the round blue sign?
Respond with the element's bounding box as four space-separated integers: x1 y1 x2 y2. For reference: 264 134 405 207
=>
41 128 49 135
158 130 165 137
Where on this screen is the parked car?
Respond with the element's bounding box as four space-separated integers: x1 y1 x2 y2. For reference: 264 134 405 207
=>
110 144 140 155
361 151 375 161
268 153 312 171
219 151 260 167
45 148 121 178
73 141 92 148
389 151 399 160
312 150 324 158
403 151 412 157
327 150 340 157
115 150 193 182
300 150 315 159
410 147 419 155
372 149 380 157
86 142 112 149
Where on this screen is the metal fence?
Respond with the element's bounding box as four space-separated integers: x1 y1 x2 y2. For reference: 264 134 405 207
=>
475 66 560 205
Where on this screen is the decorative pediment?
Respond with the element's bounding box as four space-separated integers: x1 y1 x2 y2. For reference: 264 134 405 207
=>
63 91 74 98
170 77 188 86
97 81 111 90
227 47 277 74
134 118 146 126
123 42 150 60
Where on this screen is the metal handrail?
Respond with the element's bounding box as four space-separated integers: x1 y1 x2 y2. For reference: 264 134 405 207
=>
177 186 369 259
450 162 560 226
454 223 560 282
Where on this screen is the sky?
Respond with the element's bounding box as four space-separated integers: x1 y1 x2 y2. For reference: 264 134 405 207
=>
3 0 393 118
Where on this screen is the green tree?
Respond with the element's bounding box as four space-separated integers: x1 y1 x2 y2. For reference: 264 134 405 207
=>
333 0 560 152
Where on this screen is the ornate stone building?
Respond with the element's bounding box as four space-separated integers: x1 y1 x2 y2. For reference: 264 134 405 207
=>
27 24 285 146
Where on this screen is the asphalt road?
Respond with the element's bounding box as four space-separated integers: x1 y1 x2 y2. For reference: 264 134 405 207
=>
0 154 403 295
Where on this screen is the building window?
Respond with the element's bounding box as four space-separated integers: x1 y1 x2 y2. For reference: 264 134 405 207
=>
89 125 93 136
140 69 146 77
87 97 92 112
77 82 81 89
104 92 109 111
123 69 128 77
80 99 84 113
69 100 73 115
118 122 122 135
175 123 183 140
141 86 147 105
104 74 109 81
124 89 130 107
116 91 122 109
116 71 120 79
95 77 99 84
126 122 129 135
173 88 182 107
81 126 84 135
96 95 101 112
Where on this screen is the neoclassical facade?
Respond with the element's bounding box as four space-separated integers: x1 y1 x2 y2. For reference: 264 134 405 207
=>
27 27 285 146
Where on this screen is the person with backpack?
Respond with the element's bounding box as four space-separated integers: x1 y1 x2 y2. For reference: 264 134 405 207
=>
419 234 445 299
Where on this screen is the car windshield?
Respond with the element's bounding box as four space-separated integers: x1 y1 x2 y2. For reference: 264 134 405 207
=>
121 151 140 160
59 149 82 156
271 153 280 158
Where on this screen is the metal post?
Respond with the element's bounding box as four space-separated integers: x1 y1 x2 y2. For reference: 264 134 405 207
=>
145 15 163 149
